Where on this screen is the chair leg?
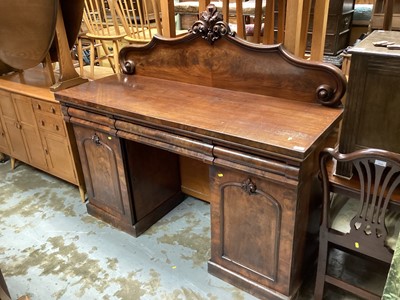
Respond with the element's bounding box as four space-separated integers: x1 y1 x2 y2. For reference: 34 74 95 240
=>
90 40 95 79
113 41 120 74
77 37 84 77
314 230 329 300
100 41 116 73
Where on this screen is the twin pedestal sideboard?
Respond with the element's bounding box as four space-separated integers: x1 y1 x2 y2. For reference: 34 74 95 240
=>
55 10 347 299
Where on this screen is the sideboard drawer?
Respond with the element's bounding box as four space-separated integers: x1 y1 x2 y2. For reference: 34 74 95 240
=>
35 112 66 137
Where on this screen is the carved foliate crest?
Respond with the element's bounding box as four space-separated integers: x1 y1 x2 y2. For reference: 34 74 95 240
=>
189 4 234 44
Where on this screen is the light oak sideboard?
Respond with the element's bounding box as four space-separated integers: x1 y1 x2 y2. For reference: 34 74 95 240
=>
0 66 85 202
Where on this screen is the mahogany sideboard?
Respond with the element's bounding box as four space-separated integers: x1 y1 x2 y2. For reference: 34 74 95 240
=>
55 6 347 299
0 66 86 201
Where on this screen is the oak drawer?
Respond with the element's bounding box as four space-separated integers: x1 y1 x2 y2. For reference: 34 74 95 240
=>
35 112 66 137
32 99 61 116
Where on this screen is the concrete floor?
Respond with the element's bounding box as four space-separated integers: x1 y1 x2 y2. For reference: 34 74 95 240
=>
0 159 388 299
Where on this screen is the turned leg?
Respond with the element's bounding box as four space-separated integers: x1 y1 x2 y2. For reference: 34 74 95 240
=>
79 185 87 203
10 157 16 170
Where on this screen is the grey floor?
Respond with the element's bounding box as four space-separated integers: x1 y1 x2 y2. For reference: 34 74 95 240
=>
0 159 388 299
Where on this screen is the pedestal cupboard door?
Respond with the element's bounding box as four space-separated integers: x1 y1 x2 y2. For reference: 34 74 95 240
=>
73 125 132 221
209 165 298 296
0 90 28 162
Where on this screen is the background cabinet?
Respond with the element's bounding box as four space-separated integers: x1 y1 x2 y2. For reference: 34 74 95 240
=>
307 0 356 56
337 30 400 176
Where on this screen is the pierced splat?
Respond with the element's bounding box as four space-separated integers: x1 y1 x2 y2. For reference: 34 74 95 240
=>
349 157 400 245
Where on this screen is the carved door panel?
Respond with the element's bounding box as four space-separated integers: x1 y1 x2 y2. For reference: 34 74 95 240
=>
209 165 297 296
73 125 133 223
0 90 28 162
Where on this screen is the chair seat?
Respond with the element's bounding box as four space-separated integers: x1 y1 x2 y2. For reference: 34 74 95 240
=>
86 32 126 40
330 193 400 250
124 27 159 43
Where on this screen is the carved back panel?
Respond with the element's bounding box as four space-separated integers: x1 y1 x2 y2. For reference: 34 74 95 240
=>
119 5 346 107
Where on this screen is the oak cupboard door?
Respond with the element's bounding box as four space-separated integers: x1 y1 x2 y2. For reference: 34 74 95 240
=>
11 94 47 169
34 105 77 185
0 116 9 154
41 132 77 185
0 90 29 162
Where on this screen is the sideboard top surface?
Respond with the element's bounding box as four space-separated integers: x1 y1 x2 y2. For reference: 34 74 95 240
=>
56 73 342 160
0 65 55 102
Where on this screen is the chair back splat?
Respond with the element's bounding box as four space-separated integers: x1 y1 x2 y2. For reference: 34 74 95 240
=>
315 147 400 299
78 0 126 79
116 0 162 44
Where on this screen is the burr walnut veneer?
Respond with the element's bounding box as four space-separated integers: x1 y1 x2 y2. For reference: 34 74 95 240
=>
56 6 347 299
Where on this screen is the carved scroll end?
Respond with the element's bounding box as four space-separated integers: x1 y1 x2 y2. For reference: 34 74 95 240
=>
241 178 257 195
316 84 342 107
121 60 136 75
189 4 235 44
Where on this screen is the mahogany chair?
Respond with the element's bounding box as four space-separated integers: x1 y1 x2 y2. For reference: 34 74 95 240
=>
79 0 126 79
116 0 162 44
314 147 400 299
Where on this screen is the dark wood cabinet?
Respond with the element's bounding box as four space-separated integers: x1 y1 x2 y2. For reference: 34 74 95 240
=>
337 30 400 177
72 120 184 237
307 0 356 55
